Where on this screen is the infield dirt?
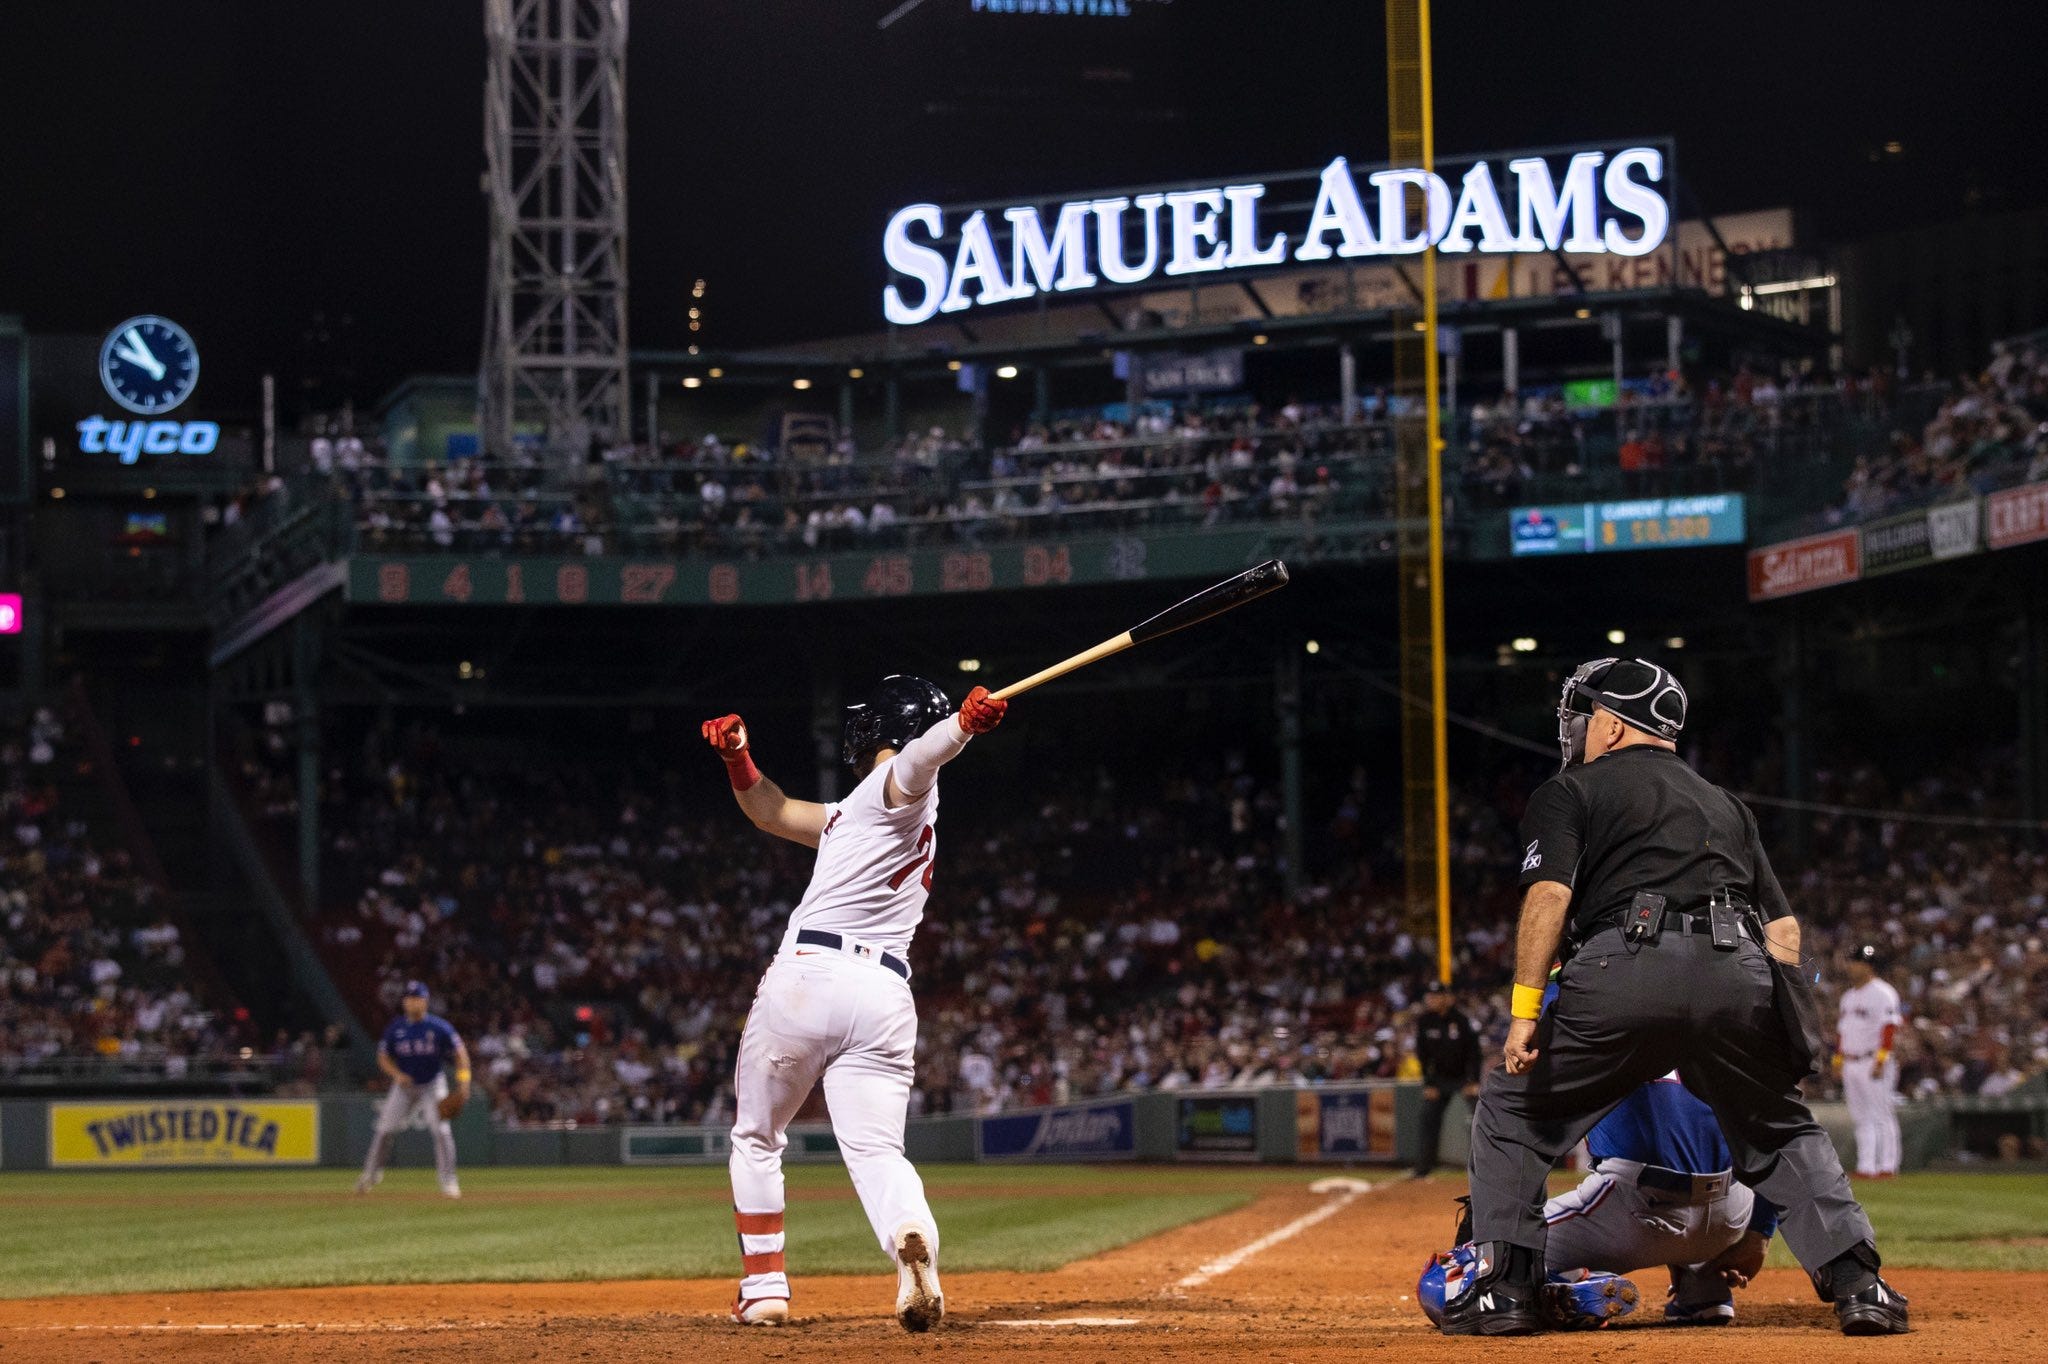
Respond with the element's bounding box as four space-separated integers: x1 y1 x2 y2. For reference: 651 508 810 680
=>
0 1178 2028 1362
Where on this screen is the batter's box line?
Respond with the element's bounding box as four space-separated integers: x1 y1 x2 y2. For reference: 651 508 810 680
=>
1165 1178 1375 1294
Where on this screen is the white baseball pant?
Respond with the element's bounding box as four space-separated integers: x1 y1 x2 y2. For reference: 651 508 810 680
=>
1543 1159 1755 1313
361 1072 458 1186
729 949 935 1303
1842 1056 1901 1176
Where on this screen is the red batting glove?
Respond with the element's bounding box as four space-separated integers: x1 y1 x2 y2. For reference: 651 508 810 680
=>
701 714 761 791
958 686 1006 735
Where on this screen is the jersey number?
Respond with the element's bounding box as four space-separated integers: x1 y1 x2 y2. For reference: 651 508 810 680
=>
887 824 935 891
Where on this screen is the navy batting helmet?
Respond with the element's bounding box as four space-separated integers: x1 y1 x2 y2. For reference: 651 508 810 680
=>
841 675 952 769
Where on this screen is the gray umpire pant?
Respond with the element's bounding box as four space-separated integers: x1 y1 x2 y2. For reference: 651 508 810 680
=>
1468 923 1872 1274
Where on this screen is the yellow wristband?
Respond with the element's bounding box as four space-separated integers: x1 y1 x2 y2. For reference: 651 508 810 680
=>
455 1069 472 1084
1511 984 1545 1021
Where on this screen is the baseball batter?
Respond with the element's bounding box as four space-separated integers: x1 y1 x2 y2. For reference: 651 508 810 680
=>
1836 944 1904 1178
354 980 470 1199
703 675 1007 1332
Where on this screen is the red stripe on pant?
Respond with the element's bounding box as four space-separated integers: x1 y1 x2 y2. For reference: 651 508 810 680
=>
742 1250 786 1276
735 1211 783 1236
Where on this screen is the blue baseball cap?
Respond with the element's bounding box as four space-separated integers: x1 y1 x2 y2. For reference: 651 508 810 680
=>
402 979 430 999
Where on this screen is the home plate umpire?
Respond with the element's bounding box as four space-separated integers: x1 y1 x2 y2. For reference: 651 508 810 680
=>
1438 658 1910 1338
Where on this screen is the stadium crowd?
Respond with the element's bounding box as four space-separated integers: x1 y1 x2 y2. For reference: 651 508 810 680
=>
268 721 2045 1126
1830 336 2048 525
0 704 250 1073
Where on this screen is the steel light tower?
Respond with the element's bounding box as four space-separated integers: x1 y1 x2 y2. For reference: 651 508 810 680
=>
481 0 630 461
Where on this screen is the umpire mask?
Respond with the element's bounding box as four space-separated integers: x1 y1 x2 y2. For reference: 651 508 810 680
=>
1556 658 1688 770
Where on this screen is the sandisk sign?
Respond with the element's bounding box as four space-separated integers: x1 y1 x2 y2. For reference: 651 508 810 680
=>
1747 528 1860 602
1986 482 2048 551
882 144 1672 324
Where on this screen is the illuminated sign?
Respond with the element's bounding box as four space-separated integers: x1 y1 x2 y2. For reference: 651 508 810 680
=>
1510 494 1745 557
75 416 221 464
882 144 1672 324
0 594 20 635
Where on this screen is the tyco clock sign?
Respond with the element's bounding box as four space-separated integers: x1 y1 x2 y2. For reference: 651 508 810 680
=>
77 315 220 461
49 1101 321 1167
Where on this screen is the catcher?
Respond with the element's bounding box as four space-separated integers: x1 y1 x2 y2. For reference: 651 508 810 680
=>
354 979 471 1199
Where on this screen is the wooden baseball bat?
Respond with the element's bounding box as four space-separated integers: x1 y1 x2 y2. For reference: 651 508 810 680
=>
990 559 1290 701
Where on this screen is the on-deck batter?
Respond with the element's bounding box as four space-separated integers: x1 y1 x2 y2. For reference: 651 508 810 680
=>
1835 944 1904 1178
702 675 1007 1332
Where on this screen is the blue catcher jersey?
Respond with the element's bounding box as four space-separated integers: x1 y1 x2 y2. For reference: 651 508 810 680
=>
381 1013 462 1085
1588 1075 1731 1171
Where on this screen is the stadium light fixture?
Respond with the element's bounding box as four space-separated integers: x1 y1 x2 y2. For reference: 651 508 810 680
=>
1666 635 1687 649
946 360 963 372
708 367 724 378
682 377 702 389
792 378 813 391
996 365 1019 380
688 308 701 320
687 345 699 355
1606 629 1626 645
957 658 981 673
1511 636 1538 653
458 661 474 679
1574 308 1592 320
49 488 63 500
1305 640 1321 655
1252 334 1269 346
848 367 864 379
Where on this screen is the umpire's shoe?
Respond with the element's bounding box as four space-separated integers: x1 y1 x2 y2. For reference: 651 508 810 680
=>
1834 1277 1909 1336
1437 1242 1544 1337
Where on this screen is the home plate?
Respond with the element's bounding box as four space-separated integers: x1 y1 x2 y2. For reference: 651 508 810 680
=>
988 1317 1143 1328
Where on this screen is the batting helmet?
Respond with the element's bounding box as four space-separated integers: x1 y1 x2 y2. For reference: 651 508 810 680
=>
1416 1244 1483 1326
1556 657 1687 770
841 675 952 769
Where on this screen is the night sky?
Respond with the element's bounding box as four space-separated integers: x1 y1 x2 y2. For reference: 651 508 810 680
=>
4 1 2045 414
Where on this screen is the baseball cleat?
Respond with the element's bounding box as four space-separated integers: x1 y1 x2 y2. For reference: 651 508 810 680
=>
438 1178 462 1199
730 1295 789 1327
893 1225 943 1333
1436 1243 1544 1337
1835 1276 1909 1335
353 1171 381 1195
1540 1269 1640 1330
1663 1299 1734 1326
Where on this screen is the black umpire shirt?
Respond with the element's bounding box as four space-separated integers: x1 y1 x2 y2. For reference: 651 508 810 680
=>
1516 747 1792 941
1415 1008 1481 1088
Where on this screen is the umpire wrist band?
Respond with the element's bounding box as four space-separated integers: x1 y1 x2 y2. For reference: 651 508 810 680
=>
1510 984 1544 1020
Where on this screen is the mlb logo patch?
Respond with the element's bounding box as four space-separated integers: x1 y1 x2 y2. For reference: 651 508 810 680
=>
854 944 873 959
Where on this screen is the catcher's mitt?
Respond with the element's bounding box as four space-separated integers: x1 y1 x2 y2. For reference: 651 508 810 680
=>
437 1090 466 1121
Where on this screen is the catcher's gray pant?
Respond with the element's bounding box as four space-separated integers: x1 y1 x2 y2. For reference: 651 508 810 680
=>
1543 1159 1754 1312
361 1073 458 1185
1468 925 1874 1274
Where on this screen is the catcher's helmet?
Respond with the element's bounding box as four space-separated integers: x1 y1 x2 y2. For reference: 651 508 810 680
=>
841 675 951 769
1556 657 1687 770
1416 1244 1483 1326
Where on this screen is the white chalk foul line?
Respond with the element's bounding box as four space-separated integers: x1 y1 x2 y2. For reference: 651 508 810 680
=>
1169 1180 1373 1292
10 1321 509 1335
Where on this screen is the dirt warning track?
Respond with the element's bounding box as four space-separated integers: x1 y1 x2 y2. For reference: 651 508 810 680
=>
0 1178 2028 1362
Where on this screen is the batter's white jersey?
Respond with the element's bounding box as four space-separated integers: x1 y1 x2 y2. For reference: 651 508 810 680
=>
785 754 938 961
1837 978 1902 1058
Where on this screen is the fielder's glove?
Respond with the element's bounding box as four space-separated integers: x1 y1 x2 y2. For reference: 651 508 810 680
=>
437 1090 466 1121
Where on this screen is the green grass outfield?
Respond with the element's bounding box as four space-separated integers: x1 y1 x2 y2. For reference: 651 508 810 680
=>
0 1166 2038 1299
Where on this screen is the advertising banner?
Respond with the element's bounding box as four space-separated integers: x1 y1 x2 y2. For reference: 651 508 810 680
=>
1859 508 1934 577
978 1099 1135 1161
1136 349 1243 395
1748 528 1860 601
1510 495 1745 557
1175 1095 1259 1160
49 1101 319 1167
1298 1088 1399 1161
1926 498 1982 560
1986 482 2048 551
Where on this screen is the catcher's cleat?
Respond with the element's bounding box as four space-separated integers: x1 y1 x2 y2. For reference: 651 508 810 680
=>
730 1295 789 1327
1436 1242 1544 1337
1541 1269 1640 1330
894 1225 944 1333
1664 1299 1735 1325
1835 1276 1909 1335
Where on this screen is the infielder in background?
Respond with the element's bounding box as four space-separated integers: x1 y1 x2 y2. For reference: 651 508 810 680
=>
1836 944 1904 1178
704 676 1007 1332
355 979 470 1199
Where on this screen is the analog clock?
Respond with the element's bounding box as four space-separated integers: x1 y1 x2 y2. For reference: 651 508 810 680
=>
99 315 200 415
